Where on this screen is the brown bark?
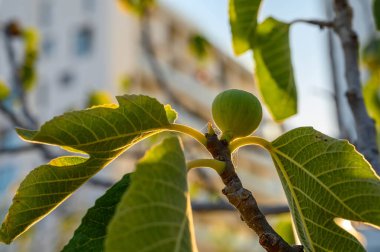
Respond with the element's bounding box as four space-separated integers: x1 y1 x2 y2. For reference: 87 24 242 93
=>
206 132 303 252
333 0 380 174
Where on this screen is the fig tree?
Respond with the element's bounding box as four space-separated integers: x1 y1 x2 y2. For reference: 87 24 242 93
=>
212 89 262 141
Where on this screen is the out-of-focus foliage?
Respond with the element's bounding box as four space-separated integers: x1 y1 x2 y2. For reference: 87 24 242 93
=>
362 37 380 72
20 28 39 91
87 90 112 107
0 81 10 101
117 0 155 16
362 37 380 145
364 75 380 124
119 74 132 91
188 34 211 62
363 74 380 146
374 0 380 30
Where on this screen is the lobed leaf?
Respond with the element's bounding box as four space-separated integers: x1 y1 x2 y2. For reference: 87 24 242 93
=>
253 17 297 121
105 137 198 252
0 156 94 243
269 127 380 251
0 95 176 243
16 95 174 156
62 173 132 252
229 0 262 55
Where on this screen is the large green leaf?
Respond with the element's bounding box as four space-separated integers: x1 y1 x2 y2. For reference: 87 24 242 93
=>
105 137 198 252
16 95 174 156
229 0 262 55
0 95 175 244
62 173 132 252
253 17 297 121
269 127 380 251
374 0 380 31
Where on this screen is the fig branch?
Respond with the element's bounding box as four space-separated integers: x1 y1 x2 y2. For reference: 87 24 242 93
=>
205 131 303 252
191 201 290 215
332 0 380 175
288 1 380 175
290 19 334 29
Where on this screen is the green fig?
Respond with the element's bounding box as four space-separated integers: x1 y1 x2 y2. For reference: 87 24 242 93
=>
212 89 262 141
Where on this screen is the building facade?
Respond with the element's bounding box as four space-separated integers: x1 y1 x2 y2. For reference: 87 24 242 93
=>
0 1 285 251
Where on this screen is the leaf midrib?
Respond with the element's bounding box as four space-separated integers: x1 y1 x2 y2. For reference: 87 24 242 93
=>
174 213 188 252
270 151 315 251
34 128 166 150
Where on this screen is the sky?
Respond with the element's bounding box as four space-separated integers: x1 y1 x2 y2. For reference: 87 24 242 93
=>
159 0 339 137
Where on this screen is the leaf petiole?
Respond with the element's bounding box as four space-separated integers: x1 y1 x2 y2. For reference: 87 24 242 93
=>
166 124 207 146
229 136 271 153
186 159 226 174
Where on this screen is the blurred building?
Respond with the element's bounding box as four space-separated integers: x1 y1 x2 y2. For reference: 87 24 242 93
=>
0 0 286 251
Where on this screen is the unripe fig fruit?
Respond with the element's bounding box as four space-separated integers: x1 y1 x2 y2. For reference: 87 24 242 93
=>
212 89 262 141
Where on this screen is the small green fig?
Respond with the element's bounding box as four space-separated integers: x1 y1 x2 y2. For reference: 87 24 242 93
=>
212 89 262 141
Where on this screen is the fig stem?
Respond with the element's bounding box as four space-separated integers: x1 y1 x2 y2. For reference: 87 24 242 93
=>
187 159 226 174
166 123 207 146
229 136 271 153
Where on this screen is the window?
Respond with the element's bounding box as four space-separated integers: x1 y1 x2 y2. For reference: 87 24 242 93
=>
59 71 75 87
74 26 93 57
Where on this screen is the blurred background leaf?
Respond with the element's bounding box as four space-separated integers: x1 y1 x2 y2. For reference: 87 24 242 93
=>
86 91 113 107
0 82 10 101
